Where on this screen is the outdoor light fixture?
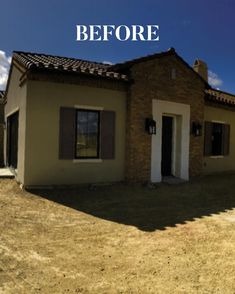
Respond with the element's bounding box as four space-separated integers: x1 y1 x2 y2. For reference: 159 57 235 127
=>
192 121 202 136
145 118 156 135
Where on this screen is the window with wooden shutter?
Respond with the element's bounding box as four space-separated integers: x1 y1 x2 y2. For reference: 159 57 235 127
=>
212 123 223 156
204 121 230 157
59 107 76 159
59 107 116 160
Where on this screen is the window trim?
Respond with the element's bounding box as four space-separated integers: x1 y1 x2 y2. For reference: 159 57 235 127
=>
209 155 224 159
73 159 103 163
75 108 100 160
74 105 104 111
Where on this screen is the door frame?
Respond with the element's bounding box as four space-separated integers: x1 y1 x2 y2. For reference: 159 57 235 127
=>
151 100 190 182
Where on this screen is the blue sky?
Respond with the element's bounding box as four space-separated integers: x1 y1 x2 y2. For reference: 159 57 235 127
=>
0 0 235 92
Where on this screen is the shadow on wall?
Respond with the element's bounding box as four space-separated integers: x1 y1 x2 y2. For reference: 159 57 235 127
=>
29 173 235 232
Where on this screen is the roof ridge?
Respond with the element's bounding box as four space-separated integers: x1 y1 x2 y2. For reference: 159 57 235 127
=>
111 47 175 70
12 51 129 82
13 51 111 67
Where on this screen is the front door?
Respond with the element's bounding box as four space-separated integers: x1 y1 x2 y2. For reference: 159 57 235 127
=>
161 116 173 176
7 111 19 169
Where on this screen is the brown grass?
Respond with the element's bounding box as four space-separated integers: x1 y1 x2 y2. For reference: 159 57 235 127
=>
0 174 235 293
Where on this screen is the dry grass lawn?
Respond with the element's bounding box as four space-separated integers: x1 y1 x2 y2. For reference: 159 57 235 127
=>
0 174 235 293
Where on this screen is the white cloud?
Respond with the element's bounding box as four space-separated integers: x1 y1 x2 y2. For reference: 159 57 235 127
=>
0 50 11 90
208 70 223 88
102 60 113 65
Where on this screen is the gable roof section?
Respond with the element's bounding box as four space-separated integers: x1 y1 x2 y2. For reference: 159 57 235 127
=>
112 48 235 108
111 47 210 87
13 49 208 86
111 48 176 70
13 51 129 82
205 89 235 107
6 49 235 108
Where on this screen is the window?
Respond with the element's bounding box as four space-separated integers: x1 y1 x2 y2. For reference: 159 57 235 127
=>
59 107 115 160
211 123 223 156
204 121 230 157
76 109 100 159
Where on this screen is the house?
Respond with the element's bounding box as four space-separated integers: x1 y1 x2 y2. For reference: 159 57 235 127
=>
3 48 235 188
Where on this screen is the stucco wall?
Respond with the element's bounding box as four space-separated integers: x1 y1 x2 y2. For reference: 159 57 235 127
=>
203 105 235 174
4 66 27 182
24 80 126 186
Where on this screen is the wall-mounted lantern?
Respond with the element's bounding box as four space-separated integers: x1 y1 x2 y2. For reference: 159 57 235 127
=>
145 118 156 135
192 121 202 136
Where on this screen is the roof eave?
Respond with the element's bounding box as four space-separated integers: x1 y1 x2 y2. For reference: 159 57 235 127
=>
26 66 130 83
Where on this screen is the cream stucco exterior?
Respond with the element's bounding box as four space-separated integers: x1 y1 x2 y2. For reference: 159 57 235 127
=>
25 81 126 186
4 56 235 187
203 105 235 174
5 65 127 187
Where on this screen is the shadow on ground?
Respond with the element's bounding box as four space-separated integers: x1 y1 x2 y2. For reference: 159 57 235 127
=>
30 173 235 232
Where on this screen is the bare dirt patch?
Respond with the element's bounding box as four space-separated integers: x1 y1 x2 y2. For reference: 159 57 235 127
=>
0 174 235 293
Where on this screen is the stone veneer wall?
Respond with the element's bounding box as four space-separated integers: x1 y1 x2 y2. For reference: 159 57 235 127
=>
125 54 205 182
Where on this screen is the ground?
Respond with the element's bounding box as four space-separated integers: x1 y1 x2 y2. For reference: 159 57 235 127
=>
0 174 235 294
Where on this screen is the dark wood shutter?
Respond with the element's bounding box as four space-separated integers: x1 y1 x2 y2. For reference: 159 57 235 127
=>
204 121 213 156
59 107 76 159
222 124 230 156
100 111 115 159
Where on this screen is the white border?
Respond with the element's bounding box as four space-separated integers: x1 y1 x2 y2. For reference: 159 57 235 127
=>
73 159 103 163
151 99 190 182
6 107 20 118
211 120 225 124
74 105 104 111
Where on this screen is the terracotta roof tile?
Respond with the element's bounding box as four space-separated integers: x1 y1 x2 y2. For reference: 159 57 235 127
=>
205 89 235 107
13 51 129 82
